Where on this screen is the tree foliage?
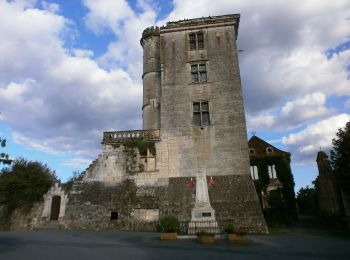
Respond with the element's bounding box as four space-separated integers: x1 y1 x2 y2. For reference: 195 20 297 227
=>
296 186 318 215
62 170 84 191
330 121 350 189
0 158 57 215
0 137 11 165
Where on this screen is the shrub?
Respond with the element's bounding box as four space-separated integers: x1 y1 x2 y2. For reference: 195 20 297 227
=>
235 227 248 236
0 158 57 216
156 215 179 233
224 223 235 234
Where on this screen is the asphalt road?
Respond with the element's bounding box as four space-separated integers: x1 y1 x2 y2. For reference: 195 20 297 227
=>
0 228 349 260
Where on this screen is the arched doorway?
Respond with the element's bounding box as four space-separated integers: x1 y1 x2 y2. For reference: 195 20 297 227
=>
50 196 61 220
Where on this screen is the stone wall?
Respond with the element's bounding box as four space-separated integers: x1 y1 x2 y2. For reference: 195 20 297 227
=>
0 203 45 230
157 15 250 179
60 175 267 233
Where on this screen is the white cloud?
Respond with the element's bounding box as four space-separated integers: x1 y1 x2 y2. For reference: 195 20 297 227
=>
41 1 59 13
247 92 333 131
61 158 92 169
72 48 94 58
83 0 134 35
0 0 349 175
0 0 142 161
282 114 350 163
83 0 157 79
246 113 275 131
160 0 350 115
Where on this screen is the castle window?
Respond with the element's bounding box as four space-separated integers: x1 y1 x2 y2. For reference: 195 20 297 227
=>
110 211 119 220
191 64 207 83
193 101 210 126
189 32 204 50
268 165 277 179
250 166 258 180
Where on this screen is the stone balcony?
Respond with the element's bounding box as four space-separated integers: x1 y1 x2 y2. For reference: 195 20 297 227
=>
102 129 160 144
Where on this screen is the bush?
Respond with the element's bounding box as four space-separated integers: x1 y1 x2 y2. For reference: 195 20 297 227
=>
224 223 235 234
156 215 179 233
235 227 248 236
0 158 57 216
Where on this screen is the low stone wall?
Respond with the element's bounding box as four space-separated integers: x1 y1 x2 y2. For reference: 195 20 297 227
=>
60 175 267 233
0 203 45 230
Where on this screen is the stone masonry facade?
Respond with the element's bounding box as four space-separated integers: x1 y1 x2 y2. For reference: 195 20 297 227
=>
38 14 268 233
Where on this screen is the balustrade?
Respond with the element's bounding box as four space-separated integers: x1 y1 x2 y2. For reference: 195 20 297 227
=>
102 129 160 144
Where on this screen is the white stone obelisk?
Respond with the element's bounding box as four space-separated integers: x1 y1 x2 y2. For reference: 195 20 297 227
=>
188 169 219 234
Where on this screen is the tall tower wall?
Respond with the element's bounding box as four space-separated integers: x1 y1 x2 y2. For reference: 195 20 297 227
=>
141 27 161 130
158 15 250 178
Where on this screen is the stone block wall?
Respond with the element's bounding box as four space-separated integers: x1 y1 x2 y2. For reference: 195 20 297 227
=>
60 175 267 233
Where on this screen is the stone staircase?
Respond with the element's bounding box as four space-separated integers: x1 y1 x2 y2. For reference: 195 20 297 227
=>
40 220 60 230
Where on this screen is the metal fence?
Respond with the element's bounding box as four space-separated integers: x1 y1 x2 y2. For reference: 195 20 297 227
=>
177 219 236 235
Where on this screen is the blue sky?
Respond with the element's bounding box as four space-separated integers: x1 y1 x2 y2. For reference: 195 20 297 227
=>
0 0 349 192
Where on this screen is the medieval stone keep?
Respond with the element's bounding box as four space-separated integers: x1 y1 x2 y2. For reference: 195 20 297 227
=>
40 14 268 233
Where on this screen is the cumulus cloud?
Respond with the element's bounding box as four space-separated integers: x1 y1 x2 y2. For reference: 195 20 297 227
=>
161 0 350 123
61 158 92 169
83 0 157 79
41 1 59 13
0 1 142 161
0 0 349 175
282 114 350 163
247 92 334 131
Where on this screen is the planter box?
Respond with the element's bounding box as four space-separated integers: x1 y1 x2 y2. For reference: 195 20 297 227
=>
228 234 247 242
160 232 177 240
198 234 215 244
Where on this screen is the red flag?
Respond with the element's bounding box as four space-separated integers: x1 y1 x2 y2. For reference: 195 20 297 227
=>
208 176 215 186
188 178 194 188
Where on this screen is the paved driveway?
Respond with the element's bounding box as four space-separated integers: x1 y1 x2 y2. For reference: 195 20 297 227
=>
0 229 349 260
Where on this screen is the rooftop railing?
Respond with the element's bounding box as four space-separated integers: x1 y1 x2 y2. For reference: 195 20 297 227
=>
102 129 160 144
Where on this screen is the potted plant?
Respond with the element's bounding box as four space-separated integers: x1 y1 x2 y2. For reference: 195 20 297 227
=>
227 226 248 242
224 223 237 241
197 231 215 244
156 215 179 240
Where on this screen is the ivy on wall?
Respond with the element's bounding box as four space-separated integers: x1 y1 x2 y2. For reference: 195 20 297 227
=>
124 138 155 156
250 153 297 226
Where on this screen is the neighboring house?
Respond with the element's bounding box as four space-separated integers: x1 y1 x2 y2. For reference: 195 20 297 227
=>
248 135 297 224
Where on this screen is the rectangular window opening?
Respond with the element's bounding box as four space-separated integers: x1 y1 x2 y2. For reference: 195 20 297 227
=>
191 64 207 83
189 32 205 50
110 211 119 220
193 101 210 127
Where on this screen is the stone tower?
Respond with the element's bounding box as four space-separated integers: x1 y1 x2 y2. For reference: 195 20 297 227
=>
140 14 252 178
78 14 267 233
141 27 161 130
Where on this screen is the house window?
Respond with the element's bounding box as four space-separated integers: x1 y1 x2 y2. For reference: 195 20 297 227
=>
249 148 255 155
193 101 210 126
191 64 207 83
250 166 258 180
189 32 204 50
268 165 277 179
266 147 273 154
